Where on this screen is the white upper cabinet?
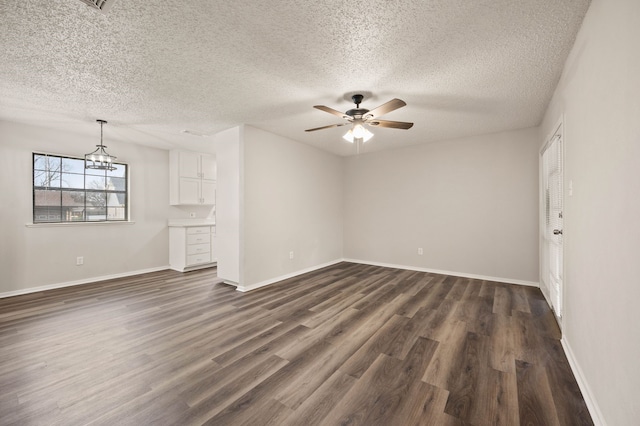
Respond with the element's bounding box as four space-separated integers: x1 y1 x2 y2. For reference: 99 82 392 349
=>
177 151 201 179
199 154 217 181
170 150 216 205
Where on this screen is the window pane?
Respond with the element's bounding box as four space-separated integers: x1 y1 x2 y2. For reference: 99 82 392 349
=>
62 207 85 221
33 154 61 172
34 170 61 188
34 206 63 222
108 177 126 192
60 173 84 189
60 190 85 221
34 189 62 222
105 191 125 207
85 190 106 208
86 206 107 221
107 207 126 220
107 164 126 178
62 157 85 174
111 192 127 206
85 168 107 178
33 154 47 170
86 174 107 190
34 189 61 207
62 190 85 206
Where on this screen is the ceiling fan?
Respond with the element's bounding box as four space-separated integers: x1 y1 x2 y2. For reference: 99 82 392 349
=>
305 94 413 143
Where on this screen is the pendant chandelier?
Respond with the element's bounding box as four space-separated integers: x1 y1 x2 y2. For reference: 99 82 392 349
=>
85 119 117 171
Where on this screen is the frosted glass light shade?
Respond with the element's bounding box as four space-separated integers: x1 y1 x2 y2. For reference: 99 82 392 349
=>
342 124 373 143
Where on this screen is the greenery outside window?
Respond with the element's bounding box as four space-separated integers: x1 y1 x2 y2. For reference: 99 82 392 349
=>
33 153 128 223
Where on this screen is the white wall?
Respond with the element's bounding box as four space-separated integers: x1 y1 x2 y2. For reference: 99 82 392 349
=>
0 121 171 295
540 0 640 424
213 126 244 286
343 127 540 284
242 126 343 289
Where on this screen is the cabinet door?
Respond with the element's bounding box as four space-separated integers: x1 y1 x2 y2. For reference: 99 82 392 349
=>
201 181 216 205
178 151 200 179
179 178 201 204
200 154 217 181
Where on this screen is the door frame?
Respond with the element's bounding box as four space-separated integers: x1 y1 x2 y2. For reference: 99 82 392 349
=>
540 115 565 329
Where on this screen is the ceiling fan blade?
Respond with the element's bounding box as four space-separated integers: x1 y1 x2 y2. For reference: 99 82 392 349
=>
313 105 348 119
367 119 414 129
366 98 406 118
305 123 348 132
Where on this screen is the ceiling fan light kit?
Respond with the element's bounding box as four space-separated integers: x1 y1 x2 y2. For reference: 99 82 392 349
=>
306 93 413 145
342 123 373 144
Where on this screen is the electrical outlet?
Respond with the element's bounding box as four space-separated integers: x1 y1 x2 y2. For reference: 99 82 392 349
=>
417 248 423 255
76 256 84 265
289 251 294 260
189 212 196 218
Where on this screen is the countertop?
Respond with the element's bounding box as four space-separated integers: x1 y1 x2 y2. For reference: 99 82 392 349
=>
168 219 215 227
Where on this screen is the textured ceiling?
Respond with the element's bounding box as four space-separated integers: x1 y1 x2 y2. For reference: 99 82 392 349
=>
0 0 590 155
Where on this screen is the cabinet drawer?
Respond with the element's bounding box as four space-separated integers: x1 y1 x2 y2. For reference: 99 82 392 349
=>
186 253 211 266
187 243 210 256
187 233 211 245
187 226 210 235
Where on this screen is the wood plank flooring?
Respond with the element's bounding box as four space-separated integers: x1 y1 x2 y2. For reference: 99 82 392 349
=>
0 262 593 425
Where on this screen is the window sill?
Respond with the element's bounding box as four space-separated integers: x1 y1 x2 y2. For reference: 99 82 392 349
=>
25 221 136 228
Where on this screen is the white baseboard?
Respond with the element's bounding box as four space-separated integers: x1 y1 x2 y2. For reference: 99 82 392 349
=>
561 337 607 426
343 258 539 287
235 259 343 292
0 266 170 299
235 258 538 292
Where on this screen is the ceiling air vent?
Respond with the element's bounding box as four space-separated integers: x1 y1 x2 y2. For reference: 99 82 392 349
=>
78 0 117 13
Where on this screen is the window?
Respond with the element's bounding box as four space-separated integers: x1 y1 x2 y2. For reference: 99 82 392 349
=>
33 153 128 223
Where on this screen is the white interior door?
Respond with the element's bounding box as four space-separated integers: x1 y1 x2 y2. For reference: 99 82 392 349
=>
542 129 564 320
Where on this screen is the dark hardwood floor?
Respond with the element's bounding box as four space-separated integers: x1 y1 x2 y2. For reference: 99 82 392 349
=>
0 262 593 425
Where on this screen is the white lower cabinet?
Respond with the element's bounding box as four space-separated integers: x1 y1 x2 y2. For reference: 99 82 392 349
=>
169 223 217 272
